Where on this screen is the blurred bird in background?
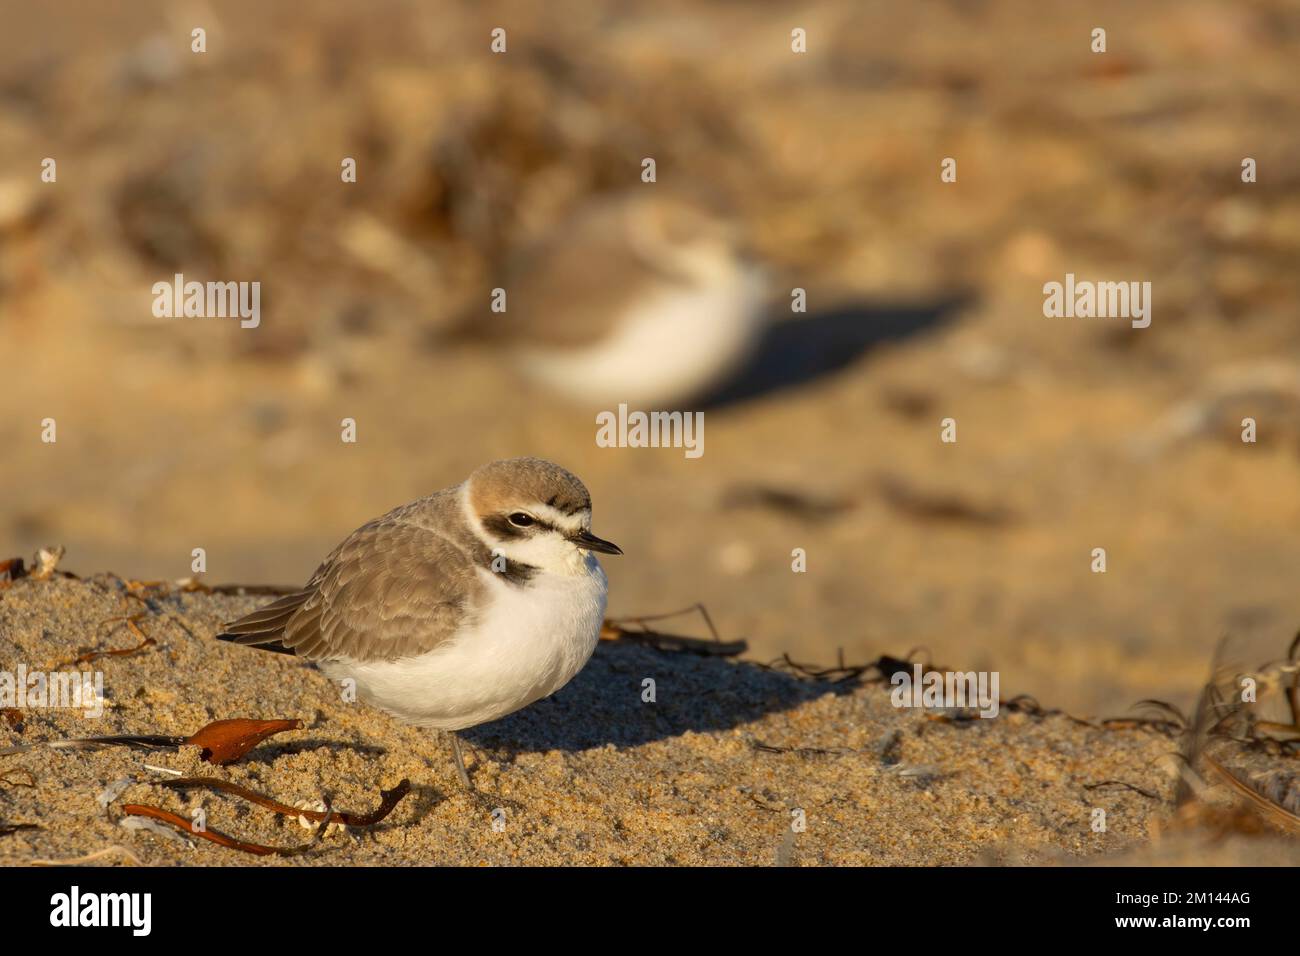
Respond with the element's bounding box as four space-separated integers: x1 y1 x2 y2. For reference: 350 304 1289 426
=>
444 191 770 407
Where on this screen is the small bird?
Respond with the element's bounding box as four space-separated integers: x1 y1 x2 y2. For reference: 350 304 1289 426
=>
217 458 621 789
457 192 769 407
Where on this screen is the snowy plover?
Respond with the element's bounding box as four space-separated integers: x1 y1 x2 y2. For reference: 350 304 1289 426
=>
467 193 768 407
217 458 621 788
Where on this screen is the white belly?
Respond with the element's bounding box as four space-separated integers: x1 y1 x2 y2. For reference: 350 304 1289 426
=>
516 265 766 407
321 558 607 731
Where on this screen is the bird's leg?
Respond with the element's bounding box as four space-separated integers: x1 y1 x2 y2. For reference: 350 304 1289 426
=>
450 732 474 791
446 734 524 815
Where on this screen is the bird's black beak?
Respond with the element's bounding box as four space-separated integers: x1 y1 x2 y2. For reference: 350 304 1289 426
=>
570 529 623 555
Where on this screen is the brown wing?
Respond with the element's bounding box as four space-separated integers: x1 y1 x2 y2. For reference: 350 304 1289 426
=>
218 514 479 663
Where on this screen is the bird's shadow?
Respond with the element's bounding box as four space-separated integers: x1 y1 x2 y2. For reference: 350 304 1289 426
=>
238 738 389 766
462 641 861 754
701 295 969 408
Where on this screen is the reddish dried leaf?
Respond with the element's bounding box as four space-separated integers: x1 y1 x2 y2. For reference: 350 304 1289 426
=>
183 718 302 765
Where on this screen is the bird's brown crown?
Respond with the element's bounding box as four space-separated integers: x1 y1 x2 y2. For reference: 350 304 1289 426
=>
467 457 592 518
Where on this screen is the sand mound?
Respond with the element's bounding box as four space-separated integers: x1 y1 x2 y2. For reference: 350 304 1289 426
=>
1 572 1296 865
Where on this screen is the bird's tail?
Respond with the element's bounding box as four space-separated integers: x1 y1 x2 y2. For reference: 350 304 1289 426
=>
216 590 311 656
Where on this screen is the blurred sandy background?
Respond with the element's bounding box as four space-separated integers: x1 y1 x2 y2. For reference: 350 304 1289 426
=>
1 0 1299 717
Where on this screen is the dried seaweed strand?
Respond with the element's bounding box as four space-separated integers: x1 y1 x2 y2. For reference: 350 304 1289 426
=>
0 734 185 757
158 776 411 827
121 803 333 857
57 614 157 667
602 604 748 657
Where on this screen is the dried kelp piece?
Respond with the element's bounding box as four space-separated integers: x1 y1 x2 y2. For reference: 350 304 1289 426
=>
157 776 411 827
0 717 302 763
0 822 41 836
121 803 332 857
121 778 410 857
0 557 26 581
184 718 303 765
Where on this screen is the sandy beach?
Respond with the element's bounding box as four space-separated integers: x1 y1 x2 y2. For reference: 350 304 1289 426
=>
2 569 1297 866
1 1 1299 871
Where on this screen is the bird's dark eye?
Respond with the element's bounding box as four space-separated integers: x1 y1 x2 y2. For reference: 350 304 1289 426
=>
508 512 535 528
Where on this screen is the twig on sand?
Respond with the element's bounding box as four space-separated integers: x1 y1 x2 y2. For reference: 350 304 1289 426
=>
54 614 157 667
602 603 748 656
752 740 857 757
757 650 914 685
1082 780 1163 801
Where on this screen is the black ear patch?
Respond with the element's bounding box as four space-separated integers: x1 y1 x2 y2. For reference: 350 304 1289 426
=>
482 514 528 540
469 527 539 585
490 555 539 585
